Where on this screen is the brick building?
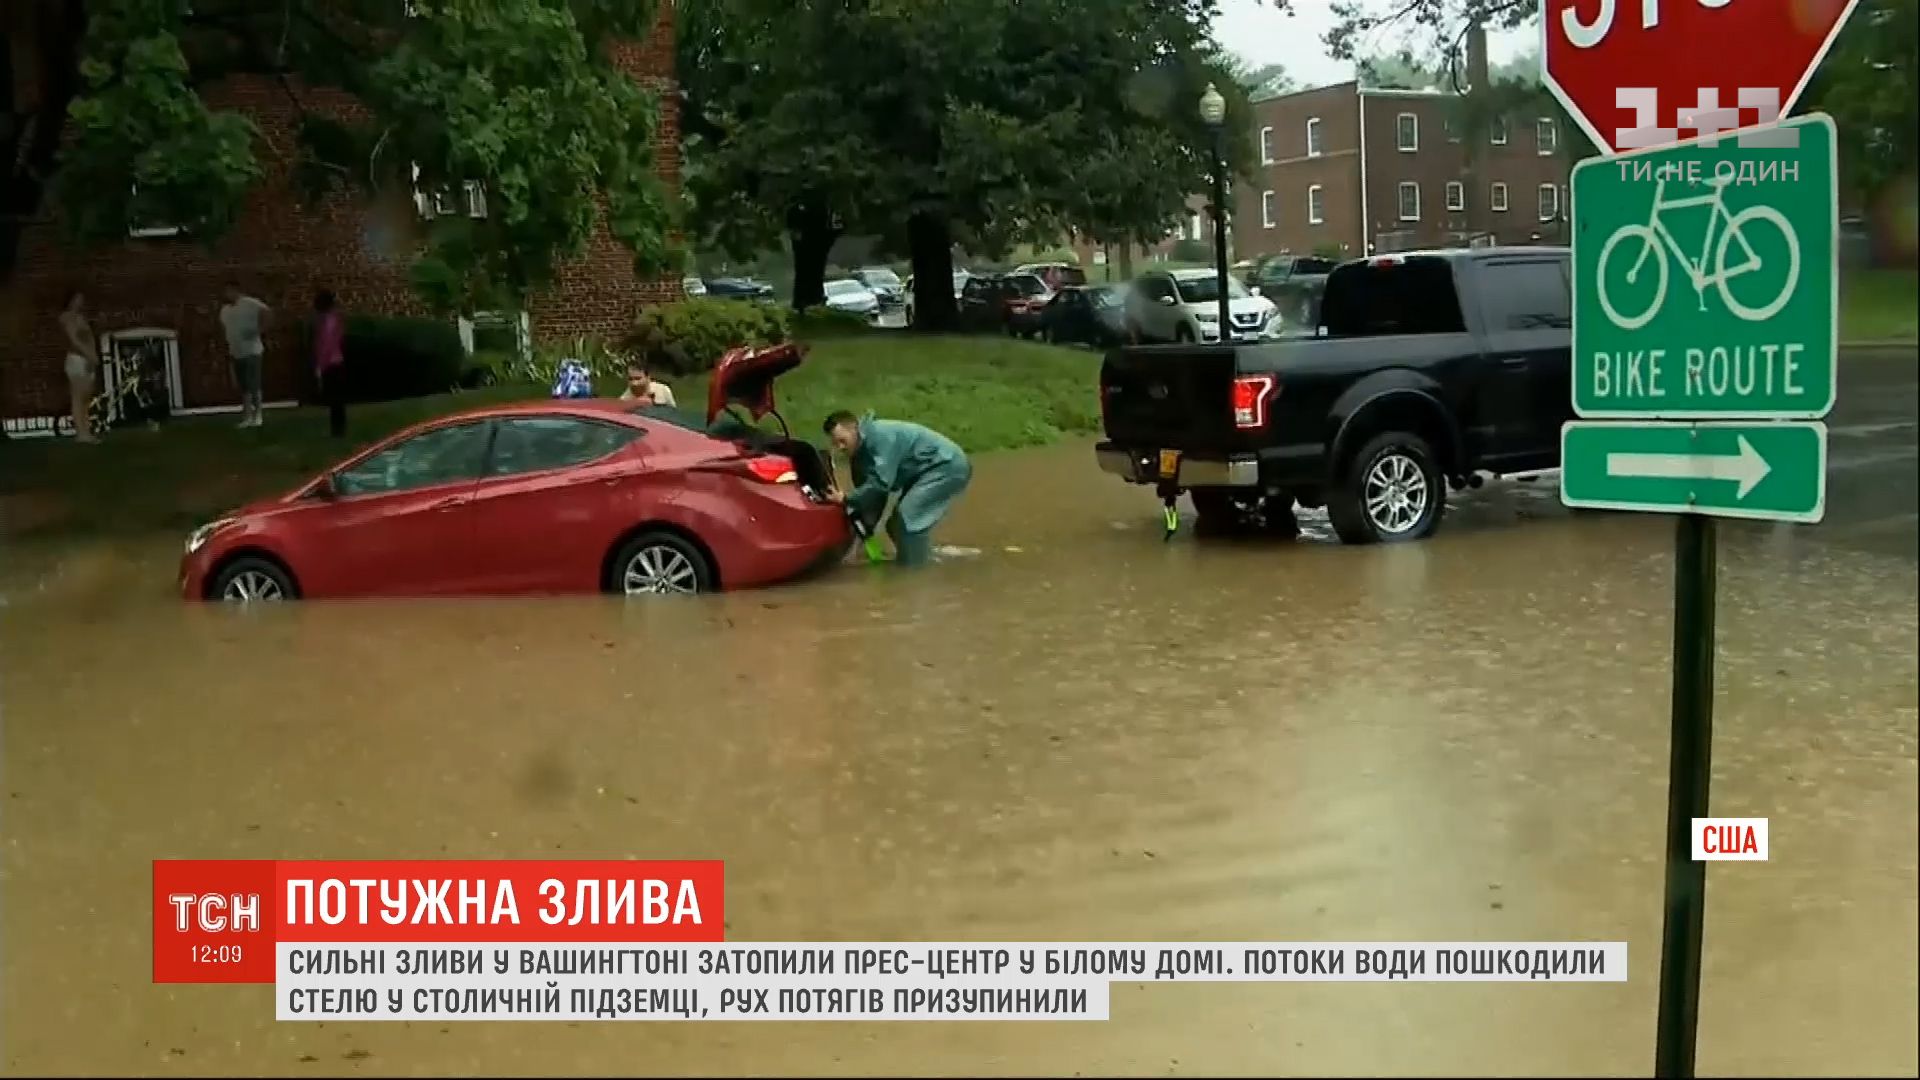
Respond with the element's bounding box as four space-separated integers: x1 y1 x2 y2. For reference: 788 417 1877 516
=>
0 3 680 428
1232 79 1573 263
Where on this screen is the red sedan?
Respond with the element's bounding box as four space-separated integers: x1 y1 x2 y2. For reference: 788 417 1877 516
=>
180 344 850 602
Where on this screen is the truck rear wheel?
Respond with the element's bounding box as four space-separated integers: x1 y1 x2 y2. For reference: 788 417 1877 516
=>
1328 431 1446 545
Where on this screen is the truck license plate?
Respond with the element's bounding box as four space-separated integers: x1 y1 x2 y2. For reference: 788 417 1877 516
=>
1158 450 1181 479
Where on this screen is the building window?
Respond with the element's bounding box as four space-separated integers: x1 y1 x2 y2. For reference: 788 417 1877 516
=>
1306 117 1324 157
458 311 532 360
1446 181 1465 212
1308 185 1325 225
1261 191 1276 229
1396 113 1418 152
1538 183 1559 221
1537 117 1558 155
1445 116 1462 143
1260 126 1274 165
413 164 488 219
1397 181 1420 222
1491 182 1509 212
127 185 182 238
1491 115 1510 145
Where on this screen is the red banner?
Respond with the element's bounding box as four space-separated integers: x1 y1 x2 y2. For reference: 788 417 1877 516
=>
153 860 724 984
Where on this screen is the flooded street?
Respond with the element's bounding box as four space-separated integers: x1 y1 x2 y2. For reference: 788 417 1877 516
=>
2 354 1915 1077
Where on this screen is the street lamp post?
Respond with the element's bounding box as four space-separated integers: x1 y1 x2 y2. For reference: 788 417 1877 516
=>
1198 83 1233 340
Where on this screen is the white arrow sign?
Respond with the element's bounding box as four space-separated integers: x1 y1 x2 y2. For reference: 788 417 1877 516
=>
1606 435 1772 499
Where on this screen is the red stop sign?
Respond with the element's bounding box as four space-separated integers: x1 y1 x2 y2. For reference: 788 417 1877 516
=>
1543 0 1860 155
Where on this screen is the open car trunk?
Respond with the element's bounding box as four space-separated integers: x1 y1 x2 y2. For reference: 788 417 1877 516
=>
706 342 838 496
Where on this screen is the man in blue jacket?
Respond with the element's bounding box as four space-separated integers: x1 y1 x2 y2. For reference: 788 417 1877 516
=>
824 410 972 568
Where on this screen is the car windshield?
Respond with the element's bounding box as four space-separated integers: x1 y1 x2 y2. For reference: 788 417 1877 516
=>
859 268 901 286
1293 257 1338 275
825 281 866 297
1088 287 1122 308
1174 275 1250 303
1006 276 1047 296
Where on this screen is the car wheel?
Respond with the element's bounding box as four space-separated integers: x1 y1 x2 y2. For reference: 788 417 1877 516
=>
1191 491 1299 539
611 531 714 597
1328 432 1446 545
210 555 298 603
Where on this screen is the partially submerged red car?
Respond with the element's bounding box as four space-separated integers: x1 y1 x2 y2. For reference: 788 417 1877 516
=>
180 344 849 602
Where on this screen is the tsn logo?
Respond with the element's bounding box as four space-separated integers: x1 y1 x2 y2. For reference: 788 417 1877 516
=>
168 892 261 932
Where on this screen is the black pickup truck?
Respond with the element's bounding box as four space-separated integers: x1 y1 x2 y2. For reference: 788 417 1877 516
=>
1096 247 1573 544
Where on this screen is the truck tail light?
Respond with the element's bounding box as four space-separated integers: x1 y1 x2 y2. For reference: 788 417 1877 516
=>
1231 374 1278 429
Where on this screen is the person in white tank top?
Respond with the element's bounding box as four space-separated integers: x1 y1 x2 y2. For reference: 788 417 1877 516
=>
58 290 99 444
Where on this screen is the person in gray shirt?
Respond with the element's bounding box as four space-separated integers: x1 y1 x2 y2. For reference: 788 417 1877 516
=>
219 282 271 427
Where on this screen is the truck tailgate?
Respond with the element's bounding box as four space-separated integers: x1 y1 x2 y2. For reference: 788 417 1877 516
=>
1099 346 1241 453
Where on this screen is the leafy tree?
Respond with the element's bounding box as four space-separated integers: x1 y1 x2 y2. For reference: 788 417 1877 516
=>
1806 0 1917 203
1357 50 1440 89
45 0 677 314
680 0 1250 328
1057 47 1256 279
1241 62 1296 99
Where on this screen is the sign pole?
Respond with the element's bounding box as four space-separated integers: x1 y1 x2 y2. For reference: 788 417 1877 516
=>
1655 512 1717 1079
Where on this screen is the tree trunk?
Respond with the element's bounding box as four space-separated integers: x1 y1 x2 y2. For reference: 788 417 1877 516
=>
1117 242 1135 280
906 209 956 332
787 206 837 311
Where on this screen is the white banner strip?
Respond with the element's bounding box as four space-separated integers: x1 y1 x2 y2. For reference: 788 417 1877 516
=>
276 942 1626 1022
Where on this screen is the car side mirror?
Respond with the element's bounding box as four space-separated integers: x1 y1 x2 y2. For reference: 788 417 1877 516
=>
1158 295 1177 306
1249 286 1262 296
312 474 338 500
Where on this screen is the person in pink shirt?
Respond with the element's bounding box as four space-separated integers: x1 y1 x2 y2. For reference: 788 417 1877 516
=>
312 290 348 437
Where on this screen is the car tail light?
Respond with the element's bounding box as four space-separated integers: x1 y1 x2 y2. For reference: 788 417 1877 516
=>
739 455 798 484
1231 374 1278 429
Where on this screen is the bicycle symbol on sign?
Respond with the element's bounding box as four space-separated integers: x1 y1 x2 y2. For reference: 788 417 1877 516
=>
1596 172 1802 331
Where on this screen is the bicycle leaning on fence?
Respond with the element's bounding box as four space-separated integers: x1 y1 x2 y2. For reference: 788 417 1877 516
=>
1596 172 1802 332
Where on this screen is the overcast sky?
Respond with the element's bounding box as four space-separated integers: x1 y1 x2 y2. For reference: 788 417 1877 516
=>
1214 0 1538 88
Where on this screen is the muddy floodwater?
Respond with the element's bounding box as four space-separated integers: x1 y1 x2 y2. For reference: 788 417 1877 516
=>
3 385 1918 1075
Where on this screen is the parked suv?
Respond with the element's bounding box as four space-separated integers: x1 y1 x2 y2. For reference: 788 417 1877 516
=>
1125 268 1279 344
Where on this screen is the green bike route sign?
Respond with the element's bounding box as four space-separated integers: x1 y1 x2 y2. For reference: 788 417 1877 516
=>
1570 113 1838 420
1561 421 1826 523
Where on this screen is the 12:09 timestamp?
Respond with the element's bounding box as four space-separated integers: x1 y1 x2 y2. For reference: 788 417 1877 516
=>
190 944 245 964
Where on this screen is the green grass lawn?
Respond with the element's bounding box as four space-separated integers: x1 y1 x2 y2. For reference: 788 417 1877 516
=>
0 332 1101 542
1842 268 1918 342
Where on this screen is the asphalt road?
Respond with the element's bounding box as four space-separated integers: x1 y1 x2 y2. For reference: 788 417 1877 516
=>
1814 346 1919 560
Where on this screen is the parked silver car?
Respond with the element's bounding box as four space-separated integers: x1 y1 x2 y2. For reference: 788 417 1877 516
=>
823 278 881 318
851 266 905 307
1124 267 1279 344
